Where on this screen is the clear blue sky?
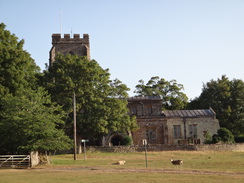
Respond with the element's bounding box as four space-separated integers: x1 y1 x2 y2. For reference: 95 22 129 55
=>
1 0 244 100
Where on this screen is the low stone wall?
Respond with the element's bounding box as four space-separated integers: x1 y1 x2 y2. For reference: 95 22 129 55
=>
86 146 136 153
86 143 244 153
194 144 244 151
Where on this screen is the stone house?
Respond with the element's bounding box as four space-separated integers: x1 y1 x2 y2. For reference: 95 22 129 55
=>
127 96 220 145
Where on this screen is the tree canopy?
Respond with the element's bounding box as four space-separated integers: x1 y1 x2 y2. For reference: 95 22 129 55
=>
0 23 39 97
0 89 72 154
134 76 188 110
188 75 244 136
42 54 138 144
0 23 72 154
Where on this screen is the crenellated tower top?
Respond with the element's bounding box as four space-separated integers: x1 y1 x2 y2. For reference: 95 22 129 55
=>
49 33 90 66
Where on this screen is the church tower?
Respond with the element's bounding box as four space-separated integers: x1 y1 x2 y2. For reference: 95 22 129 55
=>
49 33 90 66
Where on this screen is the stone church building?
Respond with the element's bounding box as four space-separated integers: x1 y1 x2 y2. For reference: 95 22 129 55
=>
126 96 220 145
49 33 220 146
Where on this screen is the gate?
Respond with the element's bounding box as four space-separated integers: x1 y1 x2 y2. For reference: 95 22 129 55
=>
0 155 30 168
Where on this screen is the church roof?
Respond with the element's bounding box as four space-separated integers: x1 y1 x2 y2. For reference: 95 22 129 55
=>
127 96 162 101
162 108 216 118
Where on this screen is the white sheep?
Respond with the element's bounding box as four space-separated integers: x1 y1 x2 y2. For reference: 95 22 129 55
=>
170 159 183 167
116 160 126 165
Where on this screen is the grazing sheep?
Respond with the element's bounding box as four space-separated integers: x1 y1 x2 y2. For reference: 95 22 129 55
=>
170 159 183 167
117 160 126 165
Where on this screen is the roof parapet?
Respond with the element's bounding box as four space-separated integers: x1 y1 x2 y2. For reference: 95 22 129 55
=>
52 33 89 43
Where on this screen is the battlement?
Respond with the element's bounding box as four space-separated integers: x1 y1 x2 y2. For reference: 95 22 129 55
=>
50 32 90 65
52 33 89 43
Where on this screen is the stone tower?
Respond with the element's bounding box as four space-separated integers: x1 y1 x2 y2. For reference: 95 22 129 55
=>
49 33 90 66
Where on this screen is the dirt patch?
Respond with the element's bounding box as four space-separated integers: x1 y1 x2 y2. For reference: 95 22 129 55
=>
32 166 244 176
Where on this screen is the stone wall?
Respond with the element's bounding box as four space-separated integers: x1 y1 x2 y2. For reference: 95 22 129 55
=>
85 144 244 153
194 144 244 151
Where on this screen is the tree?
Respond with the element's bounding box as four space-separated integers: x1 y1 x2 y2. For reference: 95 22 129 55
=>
134 76 188 110
0 23 72 154
42 54 138 148
188 75 244 136
0 88 72 154
0 23 39 97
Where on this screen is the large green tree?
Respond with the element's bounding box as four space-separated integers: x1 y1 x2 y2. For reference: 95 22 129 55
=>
42 54 138 147
0 23 39 97
134 76 188 110
0 89 72 154
188 75 244 135
0 23 72 153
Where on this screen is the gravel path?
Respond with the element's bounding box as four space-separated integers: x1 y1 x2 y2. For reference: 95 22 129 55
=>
45 166 244 176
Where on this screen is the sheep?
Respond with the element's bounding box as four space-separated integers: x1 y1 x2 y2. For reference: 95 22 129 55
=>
116 160 126 165
170 159 183 167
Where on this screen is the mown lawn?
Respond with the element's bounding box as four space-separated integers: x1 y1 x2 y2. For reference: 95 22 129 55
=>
0 151 243 183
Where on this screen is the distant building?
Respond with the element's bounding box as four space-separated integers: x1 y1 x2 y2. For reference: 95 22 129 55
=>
49 33 90 66
127 96 220 145
105 96 220 146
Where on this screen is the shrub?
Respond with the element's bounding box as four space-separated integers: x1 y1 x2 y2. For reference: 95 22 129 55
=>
121 136 132 146
204 131 213 144
212 134 221 144
211 128 235 144
217 128 235 143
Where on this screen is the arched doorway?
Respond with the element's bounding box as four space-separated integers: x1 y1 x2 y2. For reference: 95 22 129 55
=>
111 135 123 146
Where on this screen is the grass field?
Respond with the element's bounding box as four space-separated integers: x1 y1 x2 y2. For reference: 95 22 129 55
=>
0 151 244 183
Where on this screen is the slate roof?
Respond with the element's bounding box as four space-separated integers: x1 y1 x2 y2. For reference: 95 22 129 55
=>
127 96 162 101
162 109 216 118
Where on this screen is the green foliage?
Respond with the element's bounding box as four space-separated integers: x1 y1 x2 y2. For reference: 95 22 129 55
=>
188 75 244 135
121 136 133 146
217 128 235 143
211 128 235 144
212 134 221 144
0 88 72 154
41 54 138 141
203 131 213 144
134 76 188 110
0 23 72 154
0 23 39 97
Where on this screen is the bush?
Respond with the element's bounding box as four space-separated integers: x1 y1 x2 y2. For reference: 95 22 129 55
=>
204 131 213 144
217 128 235 143
211 128 235 144
121 136 132 146
212 134 221 144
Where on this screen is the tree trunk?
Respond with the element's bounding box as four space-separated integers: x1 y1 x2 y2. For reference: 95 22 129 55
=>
77 134 82 154
128 131 134 145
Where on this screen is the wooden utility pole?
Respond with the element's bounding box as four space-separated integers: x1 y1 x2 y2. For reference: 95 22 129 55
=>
73 92 77 160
